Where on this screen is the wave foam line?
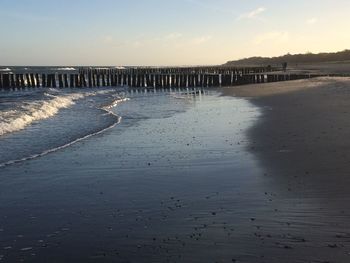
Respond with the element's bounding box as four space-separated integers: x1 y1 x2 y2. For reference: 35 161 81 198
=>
0 93 85 136
0 90 116 137
56 67 76 71
0 97 128 168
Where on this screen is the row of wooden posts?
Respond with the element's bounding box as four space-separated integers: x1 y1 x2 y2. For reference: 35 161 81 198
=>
0 66 318 90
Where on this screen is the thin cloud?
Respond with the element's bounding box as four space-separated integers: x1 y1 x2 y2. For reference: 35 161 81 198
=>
253 31 290 45
306 17 318 25
238 7 266 20
103 35 113 43
190 35 213 45
163 33 183 41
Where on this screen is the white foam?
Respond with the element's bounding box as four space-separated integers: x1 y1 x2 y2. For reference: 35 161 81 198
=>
103 97 130 109
0 68 11 72
56 67 76 71
0 96 128 168
0 115 121 168
0 93 85 136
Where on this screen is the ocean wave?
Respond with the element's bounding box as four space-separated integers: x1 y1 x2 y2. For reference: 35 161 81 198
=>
56 67 76 71
0 96 128 168
103 97 130 109
0 115 121 168
0 68 11 72
0 93 85 136
0 89 122 137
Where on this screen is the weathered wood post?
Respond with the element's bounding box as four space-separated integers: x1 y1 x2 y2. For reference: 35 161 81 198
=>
69 74 74 88
58 74 64 88
35 74 40 88
96 74 101 87
53 74 57 88
74 74 80 87
15 74 20 88
82 74 87 87
25 73 30 87
3 74 10 90
100 74 105 86
41 74 46 88
63 74 68 87
30 74 35 88
10 74 15 89
88 73 92 87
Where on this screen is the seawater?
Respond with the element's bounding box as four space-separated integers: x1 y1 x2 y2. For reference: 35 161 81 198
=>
0 87 268 263
0 88 126 167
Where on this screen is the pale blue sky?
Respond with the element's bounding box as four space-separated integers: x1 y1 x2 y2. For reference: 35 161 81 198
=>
0 0 349 66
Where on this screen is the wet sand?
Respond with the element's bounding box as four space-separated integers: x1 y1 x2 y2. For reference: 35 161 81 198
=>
222 76 350 262
1 83 350 263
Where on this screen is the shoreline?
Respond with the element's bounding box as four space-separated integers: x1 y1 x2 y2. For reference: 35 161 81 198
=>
221 76 350 261
221 76 350 193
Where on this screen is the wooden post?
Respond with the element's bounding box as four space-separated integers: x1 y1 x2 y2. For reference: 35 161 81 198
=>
101 74 105 86
111 74 116 87
96 74 100 87
63 74 68 87
20 74 25 88
30 74 35 88
9 74 14 89
92 74 96 87
74 74 79 87
58 74 64 88
52 74 57 88
3 74 10 90
25 74 31 87
80 74 86 87
15 74 20 88
35 74 40 88
106 73 110 86
41 74 47 88
70 74 74 88
88 73 92 87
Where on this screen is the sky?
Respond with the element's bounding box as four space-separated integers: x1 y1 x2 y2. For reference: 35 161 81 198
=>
0 0 349 66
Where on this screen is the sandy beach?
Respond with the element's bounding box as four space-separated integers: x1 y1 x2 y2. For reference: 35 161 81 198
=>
222 76 350 262
222 76 350 194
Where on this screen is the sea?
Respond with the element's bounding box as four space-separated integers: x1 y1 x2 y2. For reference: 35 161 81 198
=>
0 66 259 170
0 66 271 262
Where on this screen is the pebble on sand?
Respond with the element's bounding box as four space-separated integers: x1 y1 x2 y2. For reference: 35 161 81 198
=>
20 247 33 251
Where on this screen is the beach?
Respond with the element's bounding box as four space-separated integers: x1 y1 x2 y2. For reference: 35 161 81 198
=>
0 77 350 262
222 77 350 262
2 0 350 261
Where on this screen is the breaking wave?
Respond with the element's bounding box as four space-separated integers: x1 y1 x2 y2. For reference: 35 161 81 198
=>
56 67 76 71
0 93 85 136
0 95 128 168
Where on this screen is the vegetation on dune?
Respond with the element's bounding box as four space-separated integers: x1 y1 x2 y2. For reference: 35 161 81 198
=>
224 50 350 66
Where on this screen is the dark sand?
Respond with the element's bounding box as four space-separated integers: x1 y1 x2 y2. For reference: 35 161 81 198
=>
2 80 350 263
222 76 350 262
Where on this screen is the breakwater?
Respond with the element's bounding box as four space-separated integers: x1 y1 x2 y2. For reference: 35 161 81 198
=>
0 66 321 90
